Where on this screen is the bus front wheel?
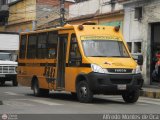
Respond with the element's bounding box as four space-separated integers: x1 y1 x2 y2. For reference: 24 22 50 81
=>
122 89 140 103
76 81 93 103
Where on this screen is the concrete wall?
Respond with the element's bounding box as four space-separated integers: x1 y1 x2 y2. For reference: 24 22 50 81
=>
68 0 124 31
69 0 123 18
36 0 73 29
6 0 73 32
6 21 33 32
5 0 36 32
69 0 100 18
100 0 123 13
8 0 36 25
122 0 160 85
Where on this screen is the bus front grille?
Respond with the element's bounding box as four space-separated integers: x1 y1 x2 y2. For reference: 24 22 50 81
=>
110 79 132 84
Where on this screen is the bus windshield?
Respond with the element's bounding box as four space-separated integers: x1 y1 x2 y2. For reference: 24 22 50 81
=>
82 40 130 57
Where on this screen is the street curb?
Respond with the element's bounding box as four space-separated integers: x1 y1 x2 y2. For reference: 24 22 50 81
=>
140 90 160 99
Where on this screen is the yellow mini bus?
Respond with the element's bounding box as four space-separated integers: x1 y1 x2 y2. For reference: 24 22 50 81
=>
17 23 143 103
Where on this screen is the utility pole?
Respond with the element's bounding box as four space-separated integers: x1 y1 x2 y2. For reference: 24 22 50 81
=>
60 0 65 26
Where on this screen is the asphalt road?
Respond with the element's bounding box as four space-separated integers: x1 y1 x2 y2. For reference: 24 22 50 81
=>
0 82 160 120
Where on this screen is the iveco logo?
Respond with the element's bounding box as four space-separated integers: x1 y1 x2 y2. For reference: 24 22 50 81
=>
115 69 127 73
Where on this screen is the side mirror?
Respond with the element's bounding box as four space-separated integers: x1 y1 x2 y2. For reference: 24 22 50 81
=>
132 54 143 65
137 55 143 65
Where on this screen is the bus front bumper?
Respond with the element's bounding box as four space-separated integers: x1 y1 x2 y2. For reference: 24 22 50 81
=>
87 72 143 94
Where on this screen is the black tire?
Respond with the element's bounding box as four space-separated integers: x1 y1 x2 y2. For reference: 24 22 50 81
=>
0 80 5 86
40 89 49 97
71 92 77 96
122 89 140 103
12 79 18 86
33 79 49 97
76 81 93 103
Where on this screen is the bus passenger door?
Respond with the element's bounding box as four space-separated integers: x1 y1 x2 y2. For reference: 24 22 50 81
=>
56 34 68 89
65 33 82 92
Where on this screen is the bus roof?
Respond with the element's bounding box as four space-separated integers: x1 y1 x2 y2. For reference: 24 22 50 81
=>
20 23 121 37
20 24 74 35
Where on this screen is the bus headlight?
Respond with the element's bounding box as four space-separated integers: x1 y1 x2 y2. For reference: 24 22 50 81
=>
91 64 108 73
132 65 141 74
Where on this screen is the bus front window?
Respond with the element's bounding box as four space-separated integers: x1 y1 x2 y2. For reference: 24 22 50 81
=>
82 40 129 57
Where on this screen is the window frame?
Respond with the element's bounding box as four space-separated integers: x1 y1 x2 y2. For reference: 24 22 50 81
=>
27 34 37 59
135 7 143 20
69 33 82 66
37 32 48 59
47 31 58 59
19 35 27 59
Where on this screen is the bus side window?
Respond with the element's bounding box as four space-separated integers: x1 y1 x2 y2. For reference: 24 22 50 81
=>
19 35 27 59
48 32 58 59
27 34 37 59
37 33 47 59
69 34 82 66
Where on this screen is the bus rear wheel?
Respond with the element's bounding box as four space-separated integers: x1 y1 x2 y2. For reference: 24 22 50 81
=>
76 81 93 103
122 89 140 103
33 79 49 97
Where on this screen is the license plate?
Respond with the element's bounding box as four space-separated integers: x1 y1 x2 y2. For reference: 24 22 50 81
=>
0 75 5 77
117 84 126 90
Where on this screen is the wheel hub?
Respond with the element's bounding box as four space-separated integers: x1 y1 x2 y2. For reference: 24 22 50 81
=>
80 86 87 98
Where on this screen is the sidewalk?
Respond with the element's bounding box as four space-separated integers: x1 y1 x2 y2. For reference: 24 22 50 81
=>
140 87 160 99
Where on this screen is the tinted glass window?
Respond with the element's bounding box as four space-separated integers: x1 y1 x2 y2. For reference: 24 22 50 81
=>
27 34 37 58
48 32 58 59
37 33 47 58
69 34 81 66
20 35 27 58
82 40 129 57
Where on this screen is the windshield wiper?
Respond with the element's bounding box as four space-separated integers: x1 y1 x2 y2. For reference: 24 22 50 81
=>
89 56 106 57
108 56 129 58
108 56 121 57
88 56 129 58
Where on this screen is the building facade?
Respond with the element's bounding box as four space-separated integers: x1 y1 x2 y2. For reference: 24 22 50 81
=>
6 0 36 32
0 0 9 31
120 0 160 86
68 0 124 32
4 0 73 32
